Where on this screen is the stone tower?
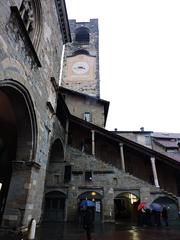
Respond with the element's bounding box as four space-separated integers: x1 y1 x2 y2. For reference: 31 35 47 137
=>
61 19 100 98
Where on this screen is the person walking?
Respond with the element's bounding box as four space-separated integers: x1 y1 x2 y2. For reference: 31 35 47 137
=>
82 206 95 240
162 206 168 227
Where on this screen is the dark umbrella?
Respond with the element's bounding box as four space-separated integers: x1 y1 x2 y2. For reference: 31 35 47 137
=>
80 200 95 207
150 202 163 212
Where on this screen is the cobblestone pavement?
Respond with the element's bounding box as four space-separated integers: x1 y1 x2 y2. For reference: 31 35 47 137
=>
36 222 180 240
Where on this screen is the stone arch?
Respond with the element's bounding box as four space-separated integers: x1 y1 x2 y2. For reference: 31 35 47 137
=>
153 196 178 221
43 191 66 222
49 138 64 163
114 192 140 223
0 79 37 225
0 79 37 161
75 27 90 43
44 138 65 198
78 191 103 223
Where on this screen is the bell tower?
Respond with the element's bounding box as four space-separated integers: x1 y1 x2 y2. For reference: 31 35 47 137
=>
61 19 100 98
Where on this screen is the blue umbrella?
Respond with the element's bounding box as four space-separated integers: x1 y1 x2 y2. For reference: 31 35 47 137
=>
150 202 163 212
80 200 95 207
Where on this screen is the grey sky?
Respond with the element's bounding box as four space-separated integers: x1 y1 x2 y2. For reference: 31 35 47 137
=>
65 0 180 133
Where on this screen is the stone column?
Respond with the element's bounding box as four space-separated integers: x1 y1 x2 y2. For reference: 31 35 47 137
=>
91 130 95 156
119 143 125 171
66 186 78 222
103 187 115 222
140 187 151 203
150 157 160 188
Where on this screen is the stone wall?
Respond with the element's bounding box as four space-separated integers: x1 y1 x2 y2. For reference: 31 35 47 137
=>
0 0 65 227
63 93 105 127
54 146 165 222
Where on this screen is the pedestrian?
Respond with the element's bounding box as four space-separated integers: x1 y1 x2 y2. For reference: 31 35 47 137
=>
161 206 168 227
82 206 94 240
137 202 146 226
145 208 152 226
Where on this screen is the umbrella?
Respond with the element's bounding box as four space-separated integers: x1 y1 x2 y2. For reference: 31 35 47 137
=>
137 202 145 211
150 202 162 212
80 200 95 207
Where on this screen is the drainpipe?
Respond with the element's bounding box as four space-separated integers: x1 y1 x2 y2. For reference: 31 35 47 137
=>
150 156 160 188
91 130 95 157
119 143 125 171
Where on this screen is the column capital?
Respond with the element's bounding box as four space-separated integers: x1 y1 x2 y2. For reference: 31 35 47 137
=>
119 142 123 147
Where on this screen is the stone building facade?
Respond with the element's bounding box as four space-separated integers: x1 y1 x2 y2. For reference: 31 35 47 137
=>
1 2 180 231
54 19 180 224
0 0 71 229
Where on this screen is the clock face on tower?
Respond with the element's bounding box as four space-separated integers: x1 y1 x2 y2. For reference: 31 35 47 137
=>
72 61 89 74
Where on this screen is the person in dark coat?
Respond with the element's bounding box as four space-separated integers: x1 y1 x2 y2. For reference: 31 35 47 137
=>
82 206 95 240
162 206 168 226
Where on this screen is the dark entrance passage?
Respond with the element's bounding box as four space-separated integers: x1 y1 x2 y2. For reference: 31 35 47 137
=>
78 191 102 223
0 90 17 224
0 83 37 226
153 197 179 222
43 191 66 222
114 192 139 223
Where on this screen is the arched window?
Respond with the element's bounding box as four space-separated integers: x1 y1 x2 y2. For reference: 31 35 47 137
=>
20 0 42 49
73 49 89 56
75 27 90 43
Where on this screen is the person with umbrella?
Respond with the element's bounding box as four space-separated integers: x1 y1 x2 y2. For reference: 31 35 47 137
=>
150 202 162 227
81 199 95 240
161 205 168 227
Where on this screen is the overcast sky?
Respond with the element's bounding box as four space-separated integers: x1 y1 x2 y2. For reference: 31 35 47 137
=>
65 0 180 133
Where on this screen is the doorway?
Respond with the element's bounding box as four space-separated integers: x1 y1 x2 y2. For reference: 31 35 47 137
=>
43 191 66 222
114 192 139 223
78 191 102 223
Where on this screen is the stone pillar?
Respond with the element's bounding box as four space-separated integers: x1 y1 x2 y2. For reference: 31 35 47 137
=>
91 130 95 156
140 187 151 203
150 157 160 188
103 187 114 222
119 143 125 171
66 186 78 222
177 197 180 212
2 162 40 227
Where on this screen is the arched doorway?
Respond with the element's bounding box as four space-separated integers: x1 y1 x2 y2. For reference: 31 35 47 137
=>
43 191 66 222
0 81 37 225
45 138 64 187
153 197 178 222
114 192 139 223
78 191 102 223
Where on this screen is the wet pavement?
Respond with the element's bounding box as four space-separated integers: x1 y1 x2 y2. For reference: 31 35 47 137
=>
36 222 180 240
1 222 180 240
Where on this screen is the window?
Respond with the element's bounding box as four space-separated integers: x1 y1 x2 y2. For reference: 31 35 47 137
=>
85 171 92 181
83 112 92 122
19 0 42 49
54 175 60 185
64 165 71 183
75 27 90 43
20 0 35 38
145 136 151 146
73 49 89 56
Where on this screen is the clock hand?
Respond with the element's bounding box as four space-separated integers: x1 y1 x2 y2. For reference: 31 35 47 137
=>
78 66 85 69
